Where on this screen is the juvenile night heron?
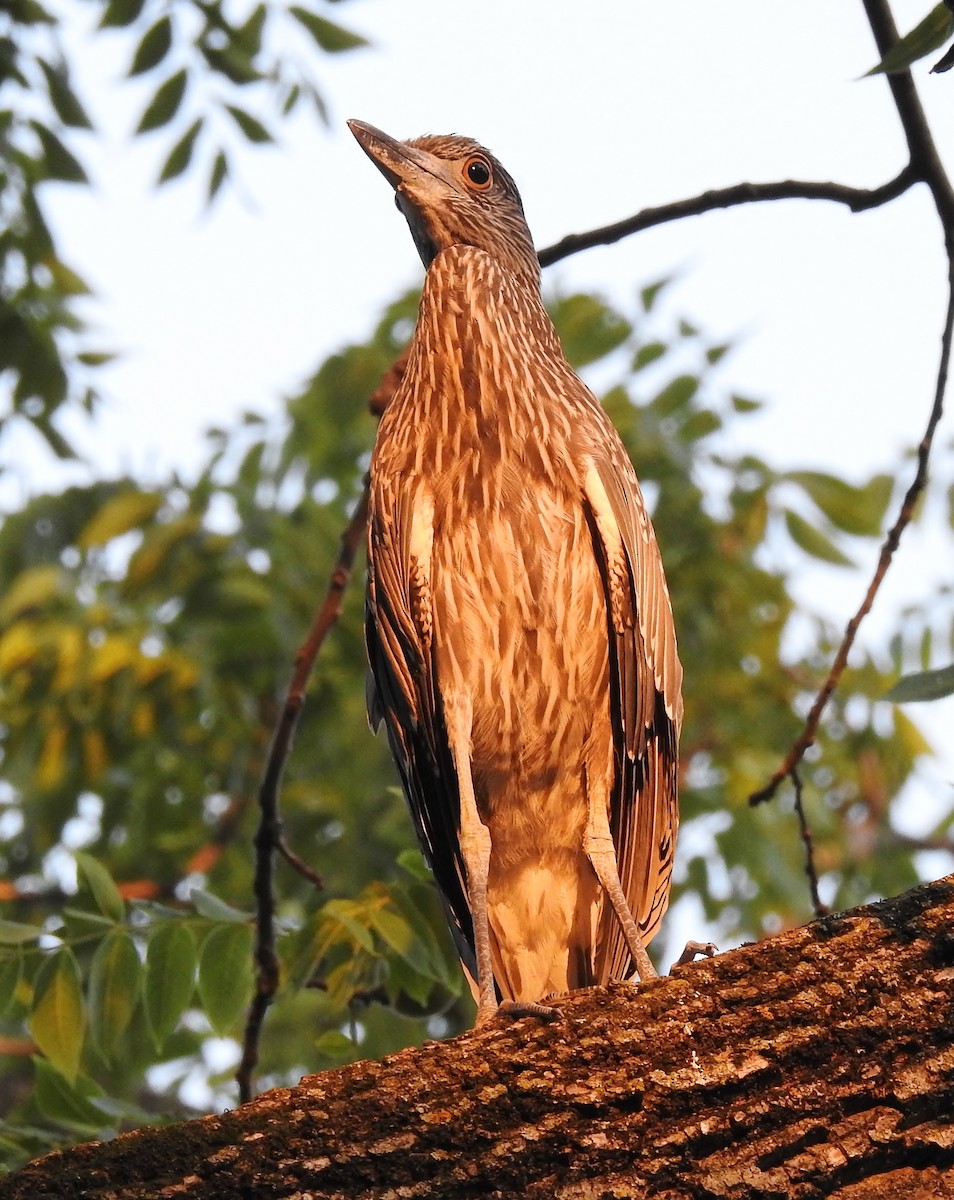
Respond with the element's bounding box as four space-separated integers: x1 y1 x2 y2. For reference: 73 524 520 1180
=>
350 120 683 1024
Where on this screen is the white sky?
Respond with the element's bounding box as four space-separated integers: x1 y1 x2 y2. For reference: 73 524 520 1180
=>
3 1 952 826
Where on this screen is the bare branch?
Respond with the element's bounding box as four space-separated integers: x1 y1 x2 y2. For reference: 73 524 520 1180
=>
752 257 954 808
791 767 828 919
237 486 370 1103
537 169 917 267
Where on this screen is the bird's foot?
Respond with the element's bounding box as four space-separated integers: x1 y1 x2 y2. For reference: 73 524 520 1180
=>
483 998 563 1025
670 940 718 971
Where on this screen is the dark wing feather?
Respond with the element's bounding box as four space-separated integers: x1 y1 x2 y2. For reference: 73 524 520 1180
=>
365 482 477 978
582 445 683 984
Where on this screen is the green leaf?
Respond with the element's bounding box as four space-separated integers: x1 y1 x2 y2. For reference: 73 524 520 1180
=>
158 117 203 183
74 853 125 923
144 922 196 1047
706 343 731 365
190 887 252 923
78 490 162 549
368 906 433 976
47 257 92 295
396 848 432 883
548 294 631 367
225 104 272 144
88 931 141 1056
30 121 88 183
786 470 893 538
289 7 368 51
32 1058 106 1133
235 4 267 54
731 393 762 413
677 408 722 442
866 4 954 75
783 510 854 567
77 350 118 367
38 60 93 129
130 17 173 76
197 923 253 1033
313 1030 355 1062
200 43 261 84
632 341 667 371
651 374 699 416
0 920 44 945
136 70 188 133
639 278 671 312
99 0 146 28
208 149 229 202
886 663 954 703
0 952 23 1013
28 948 86 1082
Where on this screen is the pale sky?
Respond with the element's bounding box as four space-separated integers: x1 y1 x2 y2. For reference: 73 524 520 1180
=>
4 0 953 839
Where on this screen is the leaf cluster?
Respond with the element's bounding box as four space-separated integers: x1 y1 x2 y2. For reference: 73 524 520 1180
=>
0 0 366 467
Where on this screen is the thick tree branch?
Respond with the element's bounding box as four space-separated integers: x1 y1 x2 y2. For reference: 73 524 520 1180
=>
7 875 954 1199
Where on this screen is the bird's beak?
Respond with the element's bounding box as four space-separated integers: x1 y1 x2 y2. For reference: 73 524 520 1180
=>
348 119 448 197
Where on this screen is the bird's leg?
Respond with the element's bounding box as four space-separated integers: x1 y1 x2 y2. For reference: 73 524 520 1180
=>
583 794 657 982
444 699 498 1025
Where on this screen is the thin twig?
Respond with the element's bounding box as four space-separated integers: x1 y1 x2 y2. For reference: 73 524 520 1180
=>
538 171 917 267
237 485 370 1104
751 0 954 809
751 268 954 807
790 768 828 919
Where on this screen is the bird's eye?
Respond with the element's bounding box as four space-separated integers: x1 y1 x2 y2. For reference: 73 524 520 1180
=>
464 156 492 190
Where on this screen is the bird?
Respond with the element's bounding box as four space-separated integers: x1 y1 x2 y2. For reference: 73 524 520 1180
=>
349 119 683 1025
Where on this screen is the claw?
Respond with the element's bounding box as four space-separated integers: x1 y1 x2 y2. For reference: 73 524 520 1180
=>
495 999 563 1024
671 940 718 970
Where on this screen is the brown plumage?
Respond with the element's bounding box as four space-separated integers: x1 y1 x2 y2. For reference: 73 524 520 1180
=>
349 120 683 1023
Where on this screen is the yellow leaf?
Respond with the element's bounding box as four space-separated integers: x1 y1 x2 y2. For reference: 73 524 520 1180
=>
52 626 85 692
131 700 154 737
0 565 62 622
78 491 162 550
89 635 136 682
893 709 934 759
37 724 69 790
82 730 108 780
28 948 86 1083
0 624 40 673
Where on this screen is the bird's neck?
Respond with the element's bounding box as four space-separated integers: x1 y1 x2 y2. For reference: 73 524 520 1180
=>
411 245 567 411
383 244 578 490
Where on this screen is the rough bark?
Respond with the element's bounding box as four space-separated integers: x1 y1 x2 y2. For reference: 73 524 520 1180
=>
4 875 954 1199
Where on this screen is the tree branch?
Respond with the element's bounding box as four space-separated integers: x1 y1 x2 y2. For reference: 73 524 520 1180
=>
751 259 954 808
751 0 954 810
238 486 369 1104
537 169 918 267
9 874 954 1199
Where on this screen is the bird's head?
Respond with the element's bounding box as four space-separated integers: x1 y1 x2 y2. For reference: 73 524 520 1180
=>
348 120 540 290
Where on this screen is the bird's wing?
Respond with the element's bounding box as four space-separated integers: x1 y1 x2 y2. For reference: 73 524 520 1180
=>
581 436 683 982
365 478 477 978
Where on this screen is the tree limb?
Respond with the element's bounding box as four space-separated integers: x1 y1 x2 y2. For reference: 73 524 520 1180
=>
538 169 918 267
7 874 954 1198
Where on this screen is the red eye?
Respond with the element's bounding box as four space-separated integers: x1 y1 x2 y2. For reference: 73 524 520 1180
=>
464 156 492 189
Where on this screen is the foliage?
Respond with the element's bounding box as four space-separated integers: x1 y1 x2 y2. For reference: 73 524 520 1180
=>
1 278 952 1167
865 3 954 75
0 0 366 460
